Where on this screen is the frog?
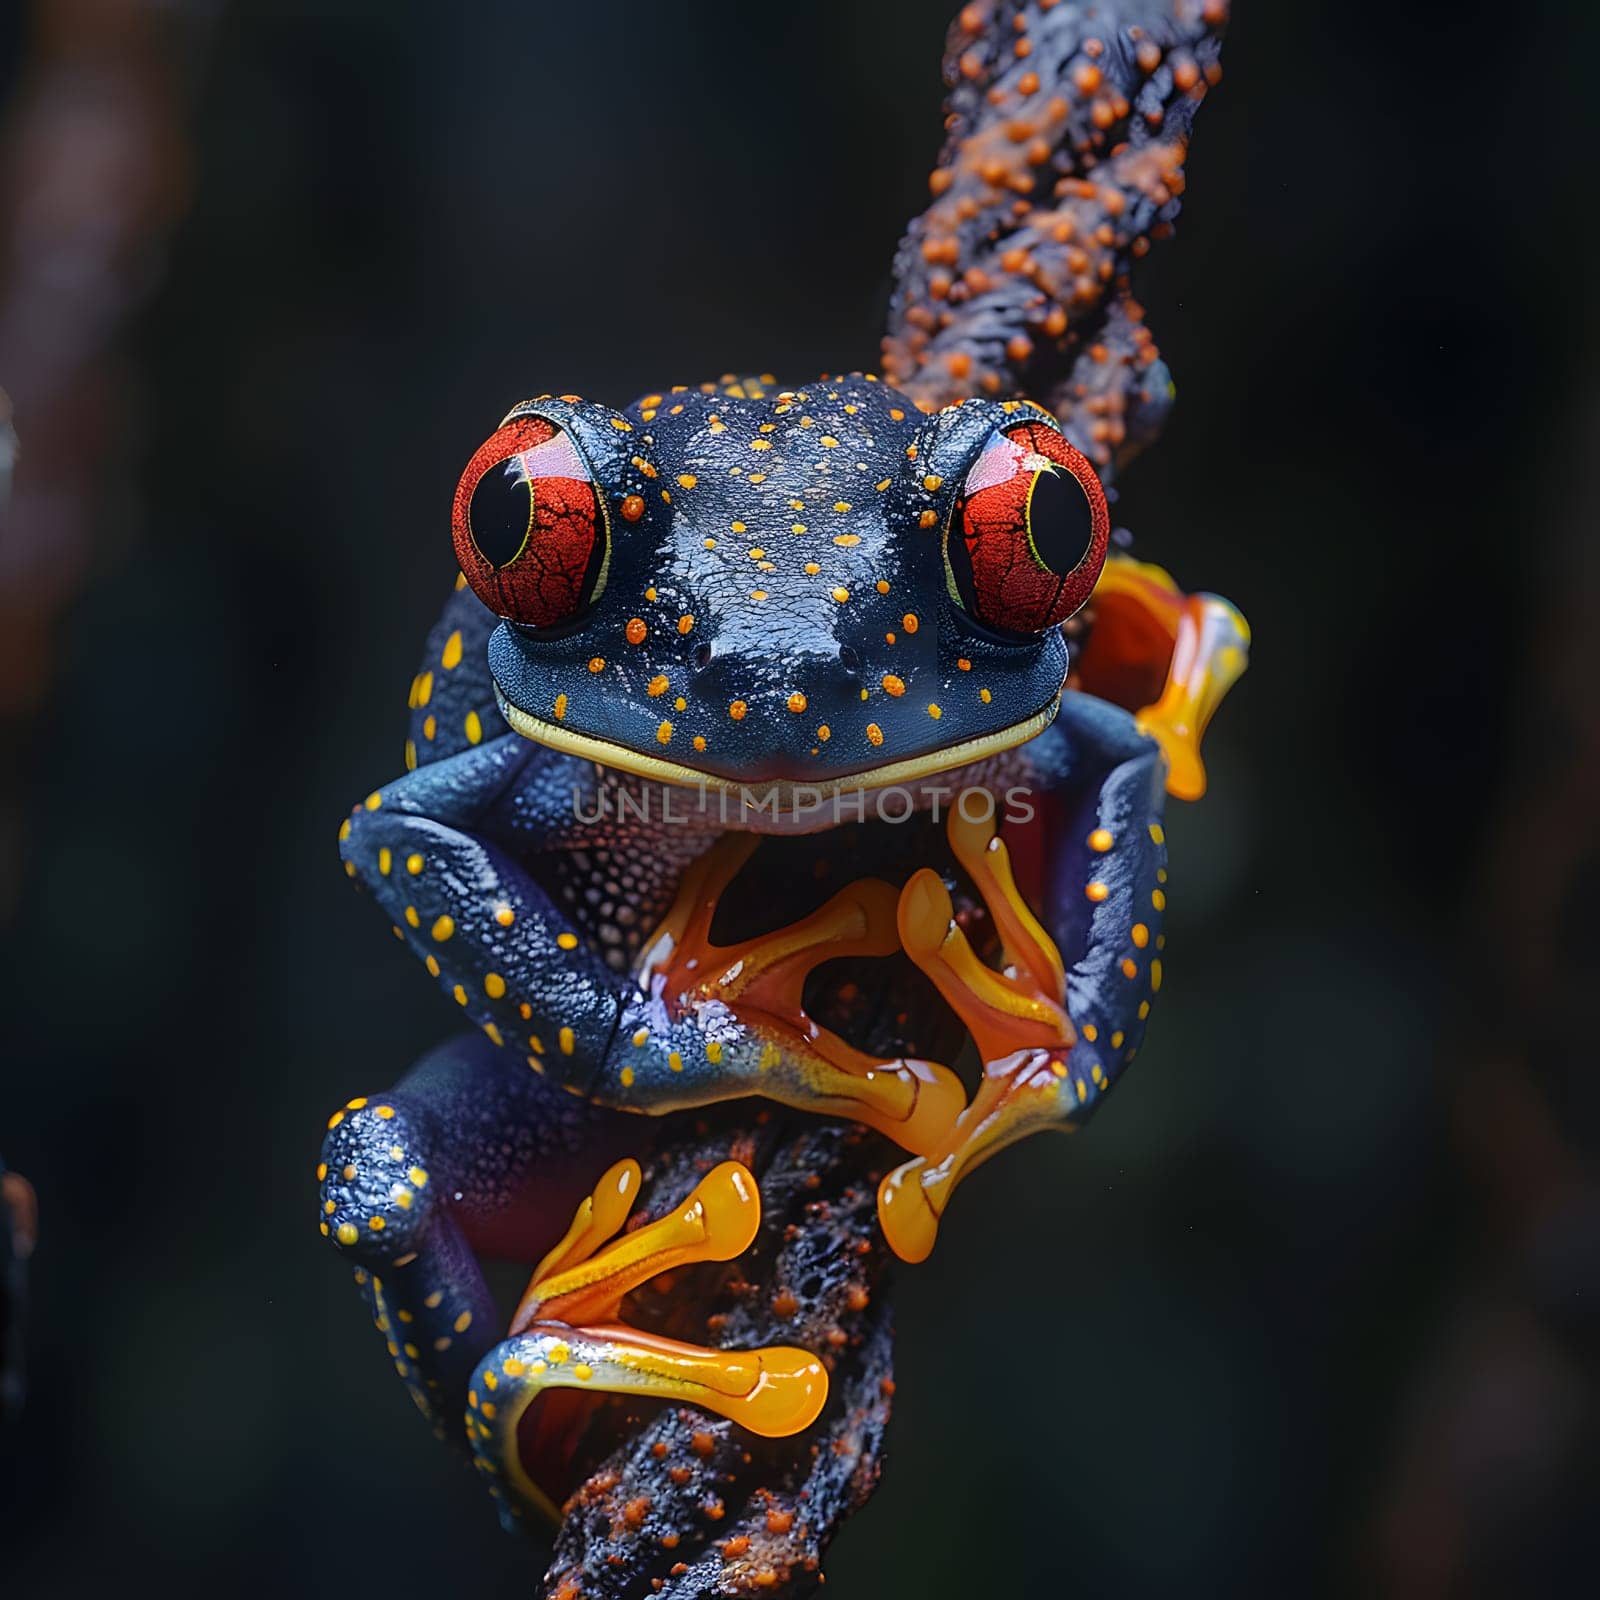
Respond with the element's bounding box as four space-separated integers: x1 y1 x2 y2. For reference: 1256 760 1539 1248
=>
321 371 1247 1520
318 0 1243 1536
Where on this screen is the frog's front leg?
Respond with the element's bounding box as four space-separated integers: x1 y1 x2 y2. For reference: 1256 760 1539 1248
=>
338 734 623 1086
317 1030 632 1434
877 695 1170 1261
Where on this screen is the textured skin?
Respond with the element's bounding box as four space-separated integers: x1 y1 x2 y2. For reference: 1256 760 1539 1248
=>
320 1 1230 1588
883 0 1228 481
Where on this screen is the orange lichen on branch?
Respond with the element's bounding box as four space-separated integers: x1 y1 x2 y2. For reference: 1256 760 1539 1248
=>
884 0 1228 477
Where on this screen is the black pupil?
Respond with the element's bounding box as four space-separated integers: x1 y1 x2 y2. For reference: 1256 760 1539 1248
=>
1028 466 1094 574
469 459 534 568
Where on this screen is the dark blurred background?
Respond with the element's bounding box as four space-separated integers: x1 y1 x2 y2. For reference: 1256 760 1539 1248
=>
1 0 1596 1594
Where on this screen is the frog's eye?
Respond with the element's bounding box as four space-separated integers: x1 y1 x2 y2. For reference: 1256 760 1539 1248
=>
947 421 1109 634
452 416 608 628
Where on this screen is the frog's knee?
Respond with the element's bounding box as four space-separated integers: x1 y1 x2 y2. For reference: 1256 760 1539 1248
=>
317 1095 438 1262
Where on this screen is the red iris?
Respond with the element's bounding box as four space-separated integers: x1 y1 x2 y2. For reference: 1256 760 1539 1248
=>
452 416 606 628
950 420 1109 633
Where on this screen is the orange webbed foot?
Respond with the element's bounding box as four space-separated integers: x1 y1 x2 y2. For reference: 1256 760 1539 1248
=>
636 835 967 1155
880 808 1079 1263
478 1156 829 1522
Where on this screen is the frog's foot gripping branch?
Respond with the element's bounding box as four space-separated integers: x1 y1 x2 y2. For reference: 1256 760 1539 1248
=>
1084 559 1251 802
879 699 1171 1261
632 835 967 1156
468 1158 827 1525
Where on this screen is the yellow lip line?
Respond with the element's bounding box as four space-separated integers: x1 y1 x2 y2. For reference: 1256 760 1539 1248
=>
497 695 1061 799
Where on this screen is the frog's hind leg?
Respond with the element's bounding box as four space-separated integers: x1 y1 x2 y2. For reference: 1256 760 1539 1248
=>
877 698 1169 1261
317 1030 632 1438
467 1157 827 1526
618 834 966 1156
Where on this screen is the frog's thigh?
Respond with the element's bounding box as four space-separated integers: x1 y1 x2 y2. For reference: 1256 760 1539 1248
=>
316 1032 630 1435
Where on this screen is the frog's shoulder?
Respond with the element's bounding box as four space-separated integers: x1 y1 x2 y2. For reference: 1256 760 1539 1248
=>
402 577 509 771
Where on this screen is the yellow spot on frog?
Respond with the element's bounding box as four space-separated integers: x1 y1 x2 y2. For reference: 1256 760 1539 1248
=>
557 932 579 951
620 1065 635 1087
431 915 454 942
705 1040 722 1065
336 1222 358 1246
484 972 507 998
657 719 674 744
378 847 392 876
416 672 433 706
559 1027 575 1055
406 852 424 875
441 630 463 670
464 710 483 744
647 674 670 697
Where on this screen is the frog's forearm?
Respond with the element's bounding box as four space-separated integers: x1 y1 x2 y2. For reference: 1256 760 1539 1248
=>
883 0 1228 479
339 736 622 1087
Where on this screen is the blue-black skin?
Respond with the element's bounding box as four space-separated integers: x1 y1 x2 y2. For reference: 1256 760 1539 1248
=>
321 375 1167 1449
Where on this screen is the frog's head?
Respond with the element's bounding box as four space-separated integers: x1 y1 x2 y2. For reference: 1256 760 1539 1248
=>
454 376 1107 798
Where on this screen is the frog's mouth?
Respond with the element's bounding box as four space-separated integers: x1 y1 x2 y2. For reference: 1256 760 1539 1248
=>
497 691 1059 806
